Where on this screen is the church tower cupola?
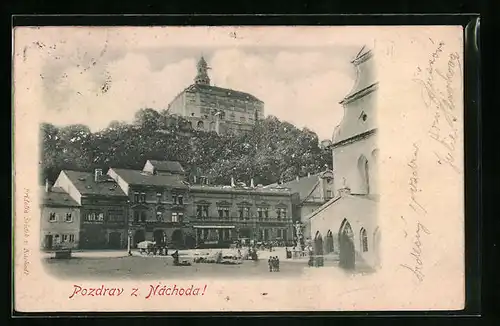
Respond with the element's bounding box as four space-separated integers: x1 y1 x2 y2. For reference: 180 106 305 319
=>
194 56 211 85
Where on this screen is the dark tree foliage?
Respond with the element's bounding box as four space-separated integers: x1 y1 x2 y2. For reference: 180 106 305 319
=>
40 109 332 185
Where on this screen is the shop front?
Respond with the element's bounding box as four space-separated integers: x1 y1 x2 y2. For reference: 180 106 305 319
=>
193 225 235 248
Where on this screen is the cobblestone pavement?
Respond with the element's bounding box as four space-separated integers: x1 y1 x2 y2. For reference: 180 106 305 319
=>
43 255 307 280
40 247 351 280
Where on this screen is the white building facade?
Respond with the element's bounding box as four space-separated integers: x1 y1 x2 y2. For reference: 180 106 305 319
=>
309 47 381 271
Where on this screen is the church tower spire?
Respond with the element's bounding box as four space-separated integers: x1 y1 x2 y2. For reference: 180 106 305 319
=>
194 56 211 85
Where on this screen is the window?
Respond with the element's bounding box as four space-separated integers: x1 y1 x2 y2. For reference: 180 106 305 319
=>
217 206 230 218
140 193 146 203
49 212 56 222
276 208 287 220
240 116 246 122
326 190 333 199
178 212 184 222
69 234 75 243
108 210 124 222
239 207 250 220
358 155 370 194
140 211 147 223
133 211 140 223
196 205 209 218
97 213 104 221
134 192 139 203
156 211 163 221
62 234 68 242
85 212 96 221
156 192 162 203
257 208 263 218
361 228 369 252
172 212 178 223
64 213 72 222
264 208 269 218
172 194 184 205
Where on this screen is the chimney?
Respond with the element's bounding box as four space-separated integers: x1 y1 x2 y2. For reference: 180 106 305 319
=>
45 179 50 192
231 177 235 187
95 168 103 182
250 178 255 188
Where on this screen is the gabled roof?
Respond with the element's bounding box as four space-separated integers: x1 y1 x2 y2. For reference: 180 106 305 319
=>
265 174 320 201
147 160 185 174
185 83 263 103
111 168 188 189
40 186 80 207
63 170 127 197
307 192 379 221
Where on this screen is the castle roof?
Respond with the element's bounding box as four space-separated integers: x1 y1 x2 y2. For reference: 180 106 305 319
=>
184 83 263 103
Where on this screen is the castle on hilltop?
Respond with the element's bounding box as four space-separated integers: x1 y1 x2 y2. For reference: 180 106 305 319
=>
167 57 265 135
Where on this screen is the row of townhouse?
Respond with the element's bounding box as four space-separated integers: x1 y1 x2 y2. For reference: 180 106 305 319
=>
40 160 297 250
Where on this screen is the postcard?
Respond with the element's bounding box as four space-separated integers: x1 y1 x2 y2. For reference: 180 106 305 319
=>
13 25 465 312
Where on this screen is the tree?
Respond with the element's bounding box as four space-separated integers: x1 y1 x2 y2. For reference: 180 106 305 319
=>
40 111 331 186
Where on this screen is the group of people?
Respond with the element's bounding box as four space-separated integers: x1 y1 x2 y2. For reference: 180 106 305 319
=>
268 256 280 272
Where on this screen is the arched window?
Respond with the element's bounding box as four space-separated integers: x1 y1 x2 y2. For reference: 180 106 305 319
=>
197 121 204 129
314 231 323 256
325 230 334 253
357 155 370 194
360 228 368 252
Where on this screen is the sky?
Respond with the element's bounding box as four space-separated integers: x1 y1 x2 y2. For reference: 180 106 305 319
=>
15 27 375 140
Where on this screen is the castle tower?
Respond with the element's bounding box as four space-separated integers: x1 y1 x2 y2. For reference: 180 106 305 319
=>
194 56 211 85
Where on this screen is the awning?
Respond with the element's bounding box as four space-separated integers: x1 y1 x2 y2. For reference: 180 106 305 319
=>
192 225 235 229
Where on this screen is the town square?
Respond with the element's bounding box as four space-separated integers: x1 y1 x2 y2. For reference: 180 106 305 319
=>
38 36 380 278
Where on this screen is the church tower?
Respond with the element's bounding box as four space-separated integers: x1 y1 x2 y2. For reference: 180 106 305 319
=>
331 46 378 196
194 56 211 85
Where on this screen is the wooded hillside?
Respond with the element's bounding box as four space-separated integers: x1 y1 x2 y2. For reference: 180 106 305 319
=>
40 108 332 186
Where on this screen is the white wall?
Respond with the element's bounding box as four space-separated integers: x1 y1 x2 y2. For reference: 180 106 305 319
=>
310 195 379 268
333 135 378 195
333 90 377 144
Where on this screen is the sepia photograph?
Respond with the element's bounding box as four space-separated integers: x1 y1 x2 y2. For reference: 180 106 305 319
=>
14 25 464 311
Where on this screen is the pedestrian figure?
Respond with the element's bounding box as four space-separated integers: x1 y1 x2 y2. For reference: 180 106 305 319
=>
276 256 280 272
268 257 273 272
172 250 180 266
